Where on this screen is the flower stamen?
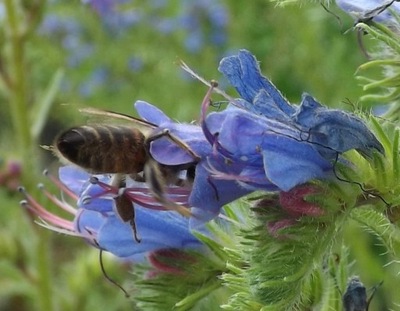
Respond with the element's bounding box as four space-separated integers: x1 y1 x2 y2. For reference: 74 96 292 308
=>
19 187 75 231
43 169 79 201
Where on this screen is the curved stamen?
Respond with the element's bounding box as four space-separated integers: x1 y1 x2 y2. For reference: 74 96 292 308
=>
201 80 219 145
19 191 75 231
43 169 79 201
37 183 77 215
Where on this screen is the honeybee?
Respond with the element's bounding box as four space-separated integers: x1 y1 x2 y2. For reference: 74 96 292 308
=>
49 108 199 241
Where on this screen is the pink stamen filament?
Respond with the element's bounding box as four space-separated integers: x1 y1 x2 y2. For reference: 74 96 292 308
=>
89 178 119 195
20 192 75 231
85 176 191 211
38 184 77 216
44 170 79 201
201 82 219 145
205 160 269 185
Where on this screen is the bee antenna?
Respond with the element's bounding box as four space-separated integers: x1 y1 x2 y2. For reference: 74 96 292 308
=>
99 250 130 298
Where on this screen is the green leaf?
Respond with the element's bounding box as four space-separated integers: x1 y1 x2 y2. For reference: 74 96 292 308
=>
30 68 64 141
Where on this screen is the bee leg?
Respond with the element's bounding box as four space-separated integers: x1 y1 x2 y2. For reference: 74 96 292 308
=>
129 216 141 243
146 129 201 163
110 173 126 188
145 80 218 164
113 189 141 243
144 159 192 217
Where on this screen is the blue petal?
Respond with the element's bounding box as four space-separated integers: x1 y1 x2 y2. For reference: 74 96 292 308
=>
262 134 332 191
213 110 267 163
74 209 107 238
150 136 209 165
59 166 115 212
76 174 115 212
293 93 384 158
97 207 203 257
59 166 91 195
134 100 172 125
234 166 278 191
189 164 252 227
78 192 114 212
253 90 293 122
218 49 295 117
149 123 211 165
208 105 301 162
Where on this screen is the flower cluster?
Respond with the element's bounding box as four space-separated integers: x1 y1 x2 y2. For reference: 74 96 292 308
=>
148 50 383 223
24 50 383 262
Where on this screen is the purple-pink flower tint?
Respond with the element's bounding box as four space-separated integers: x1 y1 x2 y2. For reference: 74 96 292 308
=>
0 160 22 192
267 219 296 238
279 185 324 217
148 248 197 276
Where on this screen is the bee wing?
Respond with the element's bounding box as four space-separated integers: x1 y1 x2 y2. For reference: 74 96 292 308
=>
79 107 157 135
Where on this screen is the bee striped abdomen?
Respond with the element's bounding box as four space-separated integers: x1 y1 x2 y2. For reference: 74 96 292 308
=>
55 125 147 174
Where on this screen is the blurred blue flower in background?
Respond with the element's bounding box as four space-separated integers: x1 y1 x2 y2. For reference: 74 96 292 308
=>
79 67 110 97
39 0 230 105
180 0 228 53
83 0 116 16
82 0 228 52
40 15 94 67
127 56 144 72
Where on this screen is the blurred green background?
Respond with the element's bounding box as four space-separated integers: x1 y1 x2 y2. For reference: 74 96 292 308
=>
0 1 396 310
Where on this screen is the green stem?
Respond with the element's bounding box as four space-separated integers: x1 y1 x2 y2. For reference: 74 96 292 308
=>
175 280 222 309
4 0 36 184
4 2 54 311
35 229 54 311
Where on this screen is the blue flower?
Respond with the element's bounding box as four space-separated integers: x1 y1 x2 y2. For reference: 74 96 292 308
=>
83 0 116 16
335 0 400 24
79 67 109 97
39 15 94 67
218 50 384 159
145 50 383 224
135 100 332 225
21 166 205 260
30 50 384 239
